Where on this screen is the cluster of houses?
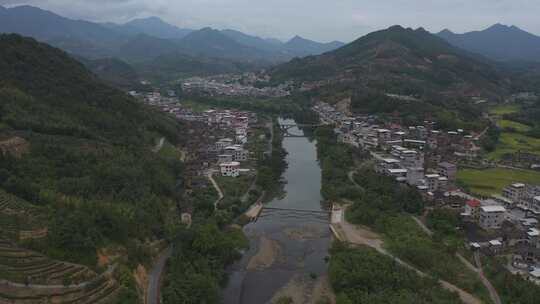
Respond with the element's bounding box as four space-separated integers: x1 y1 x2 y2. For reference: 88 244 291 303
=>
181 74 290 98
314 102 466 197
136 90 257 179
313 100 540 283
212 138 250 177
501 183 540 213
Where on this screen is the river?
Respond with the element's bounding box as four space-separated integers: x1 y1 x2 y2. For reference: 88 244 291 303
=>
222 119 332 304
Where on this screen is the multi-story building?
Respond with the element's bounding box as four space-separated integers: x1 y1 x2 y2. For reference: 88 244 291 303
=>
530 196 540 213
406 167 424 186
220 161 240 177
387 168 408 181
438 176 449 192
215 138 234 151
479 205 506 230
464 199 481 221
376 158 401 174
218 154 233 164
401 150 424 168
224 145 248 162
502 183 527 204
376 129 391 146
438 162 457 181
425 174 440 192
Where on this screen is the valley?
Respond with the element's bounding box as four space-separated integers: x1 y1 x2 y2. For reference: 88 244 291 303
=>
1 3 540 304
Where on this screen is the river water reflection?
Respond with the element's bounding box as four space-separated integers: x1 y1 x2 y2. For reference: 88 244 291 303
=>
222 119 332 304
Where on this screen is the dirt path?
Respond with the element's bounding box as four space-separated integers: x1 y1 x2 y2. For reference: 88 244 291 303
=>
330 205 482 304
207 171 224 209
475 252 502 304
152 137 165 153
412 216 433 236
412 215 501 304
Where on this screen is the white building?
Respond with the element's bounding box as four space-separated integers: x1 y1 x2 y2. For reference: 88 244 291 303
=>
218 154 233 164
438 162 457 181
406 167 424 186
531 196 540 213
376 129 391 146
215 138 234 151
401 150 424 169
220 161 240 177
376 158 401 174
479 205 506 230
388 168 408 181
502 183 527 204
438 176 449 192
425 174 440 192
224 145 249 162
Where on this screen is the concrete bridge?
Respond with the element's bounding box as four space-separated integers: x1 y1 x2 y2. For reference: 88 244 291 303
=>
278 123 326 137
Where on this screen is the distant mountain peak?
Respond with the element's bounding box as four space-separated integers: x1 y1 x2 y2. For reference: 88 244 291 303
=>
127 16 169 26
388 25 406 31
437 23 540 62
199 27 217 32
439 29 454 35
271 25 507 102
288 35 305 42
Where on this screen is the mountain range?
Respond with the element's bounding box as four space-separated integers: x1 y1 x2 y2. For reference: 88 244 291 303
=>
437 24 540 62
271 25 510 101
0 5 344 65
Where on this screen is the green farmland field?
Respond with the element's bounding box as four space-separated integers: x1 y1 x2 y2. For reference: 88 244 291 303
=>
457 168 540 197
498 120 532 132
488 132 540 160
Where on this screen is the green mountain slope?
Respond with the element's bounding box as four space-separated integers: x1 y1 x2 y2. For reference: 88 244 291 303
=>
0 34 186 302
79 57 140 89
272 26 510 102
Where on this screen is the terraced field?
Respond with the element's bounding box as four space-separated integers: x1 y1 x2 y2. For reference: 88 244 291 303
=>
0 238 97 285
0 277 120 304
0 190 47 241
0 238 120 304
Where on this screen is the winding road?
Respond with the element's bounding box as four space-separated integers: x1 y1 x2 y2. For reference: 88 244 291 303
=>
146 246 173 304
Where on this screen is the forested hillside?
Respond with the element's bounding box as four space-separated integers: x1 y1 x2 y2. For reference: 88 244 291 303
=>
0 34 186 303
271 26 510 103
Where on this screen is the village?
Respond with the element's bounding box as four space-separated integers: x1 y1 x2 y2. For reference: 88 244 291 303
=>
181 73 291 98
314 101 540 284
133 90 278 226
133 88 540 284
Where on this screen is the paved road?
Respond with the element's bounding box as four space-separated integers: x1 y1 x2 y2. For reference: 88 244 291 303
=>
147 246 173 304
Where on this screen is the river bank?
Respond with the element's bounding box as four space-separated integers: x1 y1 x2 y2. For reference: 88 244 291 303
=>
221 119 332 304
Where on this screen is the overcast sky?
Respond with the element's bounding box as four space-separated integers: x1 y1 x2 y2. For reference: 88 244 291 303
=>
2 0 540 42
